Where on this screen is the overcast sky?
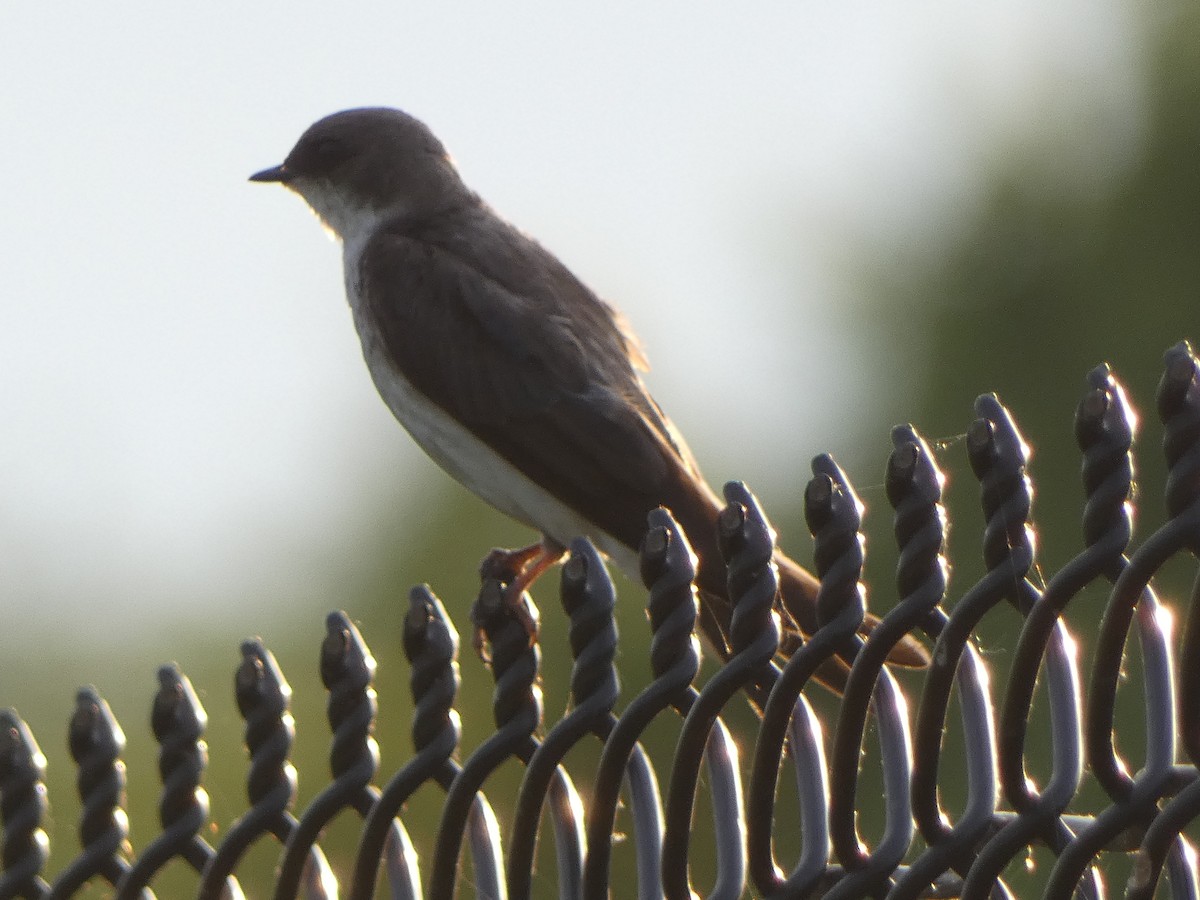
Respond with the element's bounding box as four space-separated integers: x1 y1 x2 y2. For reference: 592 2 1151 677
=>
0 3 1148 640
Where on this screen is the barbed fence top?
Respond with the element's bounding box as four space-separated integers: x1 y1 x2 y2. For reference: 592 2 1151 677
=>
2 341 1199 898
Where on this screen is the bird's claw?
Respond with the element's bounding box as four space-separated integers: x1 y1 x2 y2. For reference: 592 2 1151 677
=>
472 545 552 662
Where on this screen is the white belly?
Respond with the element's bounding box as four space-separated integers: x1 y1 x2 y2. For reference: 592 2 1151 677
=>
343 265 638 577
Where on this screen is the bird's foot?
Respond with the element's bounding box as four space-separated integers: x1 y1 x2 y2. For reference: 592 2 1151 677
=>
472 539 566 659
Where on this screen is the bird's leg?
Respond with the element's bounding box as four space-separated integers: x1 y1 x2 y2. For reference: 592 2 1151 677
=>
474 537 567 657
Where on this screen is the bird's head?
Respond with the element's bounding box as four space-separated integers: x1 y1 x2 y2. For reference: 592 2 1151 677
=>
250 107 473 241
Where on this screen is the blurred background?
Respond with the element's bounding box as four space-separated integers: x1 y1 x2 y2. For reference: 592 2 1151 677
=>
1 2 1196 896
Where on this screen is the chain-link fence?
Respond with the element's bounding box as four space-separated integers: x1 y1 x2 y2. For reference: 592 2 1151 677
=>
3 341 1198 899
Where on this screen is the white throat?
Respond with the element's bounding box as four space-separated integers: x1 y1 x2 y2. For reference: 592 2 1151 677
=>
292 179 400 257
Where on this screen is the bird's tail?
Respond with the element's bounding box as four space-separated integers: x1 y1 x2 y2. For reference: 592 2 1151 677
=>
696 552 930 696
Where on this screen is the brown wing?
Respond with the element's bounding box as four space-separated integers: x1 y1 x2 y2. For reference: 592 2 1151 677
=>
355 208 722 553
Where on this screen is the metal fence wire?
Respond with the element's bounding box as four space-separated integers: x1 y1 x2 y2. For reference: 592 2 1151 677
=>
2 340 1199 899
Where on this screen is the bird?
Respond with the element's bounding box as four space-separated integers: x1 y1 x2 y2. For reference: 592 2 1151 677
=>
250 107 928 689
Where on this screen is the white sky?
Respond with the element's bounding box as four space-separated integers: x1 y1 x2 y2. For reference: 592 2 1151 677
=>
0 3 1148 640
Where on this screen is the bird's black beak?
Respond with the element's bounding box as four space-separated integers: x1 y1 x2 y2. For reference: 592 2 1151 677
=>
249 164 292 184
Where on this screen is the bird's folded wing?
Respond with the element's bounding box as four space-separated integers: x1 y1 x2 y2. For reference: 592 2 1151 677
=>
358 226 712 551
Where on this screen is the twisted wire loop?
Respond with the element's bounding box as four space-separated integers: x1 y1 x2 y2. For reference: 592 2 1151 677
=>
1054 341 1200 900
825 430 948 899
200 642 334 900
748 460 872 898
1163 341 1200 766
962 369 1136 899
897 395 1044 900
0 710 50 899
273 613 387 900
663 481 785 900
786 456 887 900
428 573 547 900
114 665 242 900
798 456 871 896
46 689 148 899
584 506 698 900
969 365 1138 897
1124 343 1200 897
350 586 502 900
507 537 621 900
